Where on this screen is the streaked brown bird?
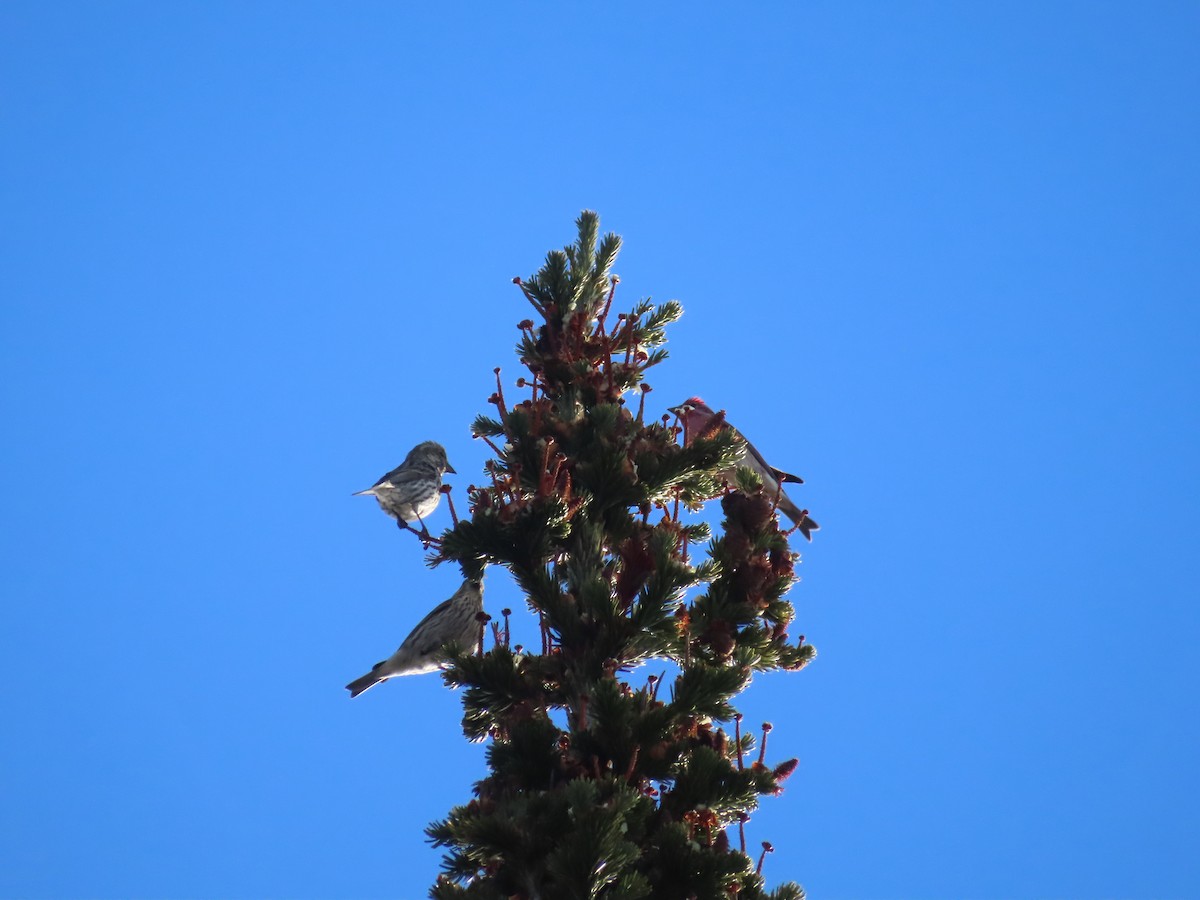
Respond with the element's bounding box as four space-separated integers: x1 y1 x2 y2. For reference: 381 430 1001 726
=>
345 578 484 698
353 441 455 533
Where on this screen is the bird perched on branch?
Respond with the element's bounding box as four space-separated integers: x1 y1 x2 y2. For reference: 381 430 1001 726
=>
345 578 485 698
354 441 455 537
669 397 819 541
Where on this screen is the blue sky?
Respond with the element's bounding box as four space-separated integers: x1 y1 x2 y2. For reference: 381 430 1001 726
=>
2 3 1198 898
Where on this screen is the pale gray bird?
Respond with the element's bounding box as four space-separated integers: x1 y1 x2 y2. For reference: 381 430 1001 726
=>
354 441 455 534
345 578 485 698
669 397 819 541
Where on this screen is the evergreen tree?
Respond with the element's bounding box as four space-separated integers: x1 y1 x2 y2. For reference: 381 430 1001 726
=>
426 212 816 899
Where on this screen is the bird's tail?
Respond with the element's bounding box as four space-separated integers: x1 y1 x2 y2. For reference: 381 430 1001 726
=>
795 513 819 542
345 663 386 698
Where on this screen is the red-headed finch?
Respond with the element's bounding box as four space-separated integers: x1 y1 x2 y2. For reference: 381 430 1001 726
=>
669 397 819 541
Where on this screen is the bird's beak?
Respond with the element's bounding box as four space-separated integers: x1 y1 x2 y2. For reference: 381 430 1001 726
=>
351 488 375 497
445 463 457 475
668 405 685 417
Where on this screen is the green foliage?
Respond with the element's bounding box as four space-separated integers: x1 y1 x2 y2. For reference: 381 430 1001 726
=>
424 213 817 898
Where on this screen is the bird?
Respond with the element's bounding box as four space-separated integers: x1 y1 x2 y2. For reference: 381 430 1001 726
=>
354 441 455 536
345 578 485 698
669 397 819 541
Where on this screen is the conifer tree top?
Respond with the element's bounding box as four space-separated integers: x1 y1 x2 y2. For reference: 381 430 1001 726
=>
417 212 815 898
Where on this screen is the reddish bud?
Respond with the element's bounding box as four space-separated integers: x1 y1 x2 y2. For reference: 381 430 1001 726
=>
773 758 799 782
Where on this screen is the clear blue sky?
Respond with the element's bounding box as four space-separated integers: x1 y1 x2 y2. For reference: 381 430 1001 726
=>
2 3 1198 898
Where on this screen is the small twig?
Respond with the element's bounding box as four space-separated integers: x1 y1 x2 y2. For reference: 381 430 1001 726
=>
539 441 555 495
758 723 773 768
493 368 508 421
477 433 505 458
475 611 492 657
598 274 619 332
770 476 785 517
637 383 651 423
398 518 437 549
531 394 544 433
441 485 459 526
512 276 545 316
782 512 810 540
756 841 774 875
624 745 640 782
549 451 566 488
578 694 590 731
623 310 637 367
605 315 623 394
734 714 745 771
519 373 539 406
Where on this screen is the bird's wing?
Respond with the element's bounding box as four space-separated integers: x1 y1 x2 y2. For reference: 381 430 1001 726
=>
400 596 457 653
772 467 805 485
376 462 433 487
740 433 805 485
